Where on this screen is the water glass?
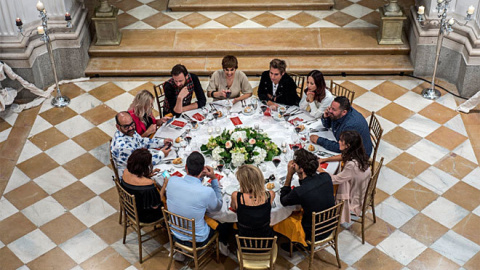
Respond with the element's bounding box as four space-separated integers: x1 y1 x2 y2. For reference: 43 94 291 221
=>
207 127 213 135
215 126 221 134
254 123 260 131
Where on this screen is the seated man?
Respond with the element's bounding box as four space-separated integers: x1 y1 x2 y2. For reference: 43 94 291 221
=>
309 96 372 156
163 64 207 117
111 111 172 178
280 149 335 242
166 152 228 257
258 58 300 108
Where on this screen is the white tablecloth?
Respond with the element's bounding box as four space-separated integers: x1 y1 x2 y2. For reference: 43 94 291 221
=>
154 98 339 225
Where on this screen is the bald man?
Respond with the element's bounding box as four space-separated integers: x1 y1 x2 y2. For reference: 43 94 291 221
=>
110 111 173 179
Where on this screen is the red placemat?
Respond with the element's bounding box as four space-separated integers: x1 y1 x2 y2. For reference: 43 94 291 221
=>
192 113 205 121
230 117 243 126
171 120 187 128
289 143 303 150
320 163 328 169
171 171 184 177
208 173 224 183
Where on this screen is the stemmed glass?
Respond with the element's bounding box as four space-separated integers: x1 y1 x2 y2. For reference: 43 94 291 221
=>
217 160 225 173
272 156 281 181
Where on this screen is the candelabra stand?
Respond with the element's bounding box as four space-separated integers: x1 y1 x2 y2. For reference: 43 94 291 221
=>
416 1 474 100
16 1 73 107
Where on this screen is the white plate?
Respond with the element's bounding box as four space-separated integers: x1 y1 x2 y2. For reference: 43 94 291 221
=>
265 181 281 192
224 185 239 196
173 160 185 168
305 143 319 153
212 110 227 119
272 113 284 121
242 107 255 115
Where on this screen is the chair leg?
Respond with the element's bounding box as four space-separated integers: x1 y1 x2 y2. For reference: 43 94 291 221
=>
122 217 127 244
371 203 377 223
194 251 199 270
118 205 123 224
138 229 143 263
334 242 341 268
167 245 174 270
361 219 365 245
309 245 314 270
289 241 293 258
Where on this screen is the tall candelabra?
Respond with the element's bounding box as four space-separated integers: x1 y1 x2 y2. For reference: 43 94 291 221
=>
416 0 475 100
15 1 73 107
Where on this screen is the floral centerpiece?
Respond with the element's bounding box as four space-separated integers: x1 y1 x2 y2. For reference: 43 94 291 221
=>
201 127 281 167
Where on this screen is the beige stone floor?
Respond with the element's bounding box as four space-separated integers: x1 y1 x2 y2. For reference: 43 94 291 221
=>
1 75 479 269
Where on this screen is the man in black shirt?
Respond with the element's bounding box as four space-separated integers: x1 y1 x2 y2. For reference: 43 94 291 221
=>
280 149 335 242
258 59 300 108
163 64 207 117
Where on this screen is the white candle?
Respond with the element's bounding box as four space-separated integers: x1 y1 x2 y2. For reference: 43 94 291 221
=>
36 1 44 11
437 0 443 3
37 26 44 35
448 18 455 25
418 6 425 15
467 6 475 15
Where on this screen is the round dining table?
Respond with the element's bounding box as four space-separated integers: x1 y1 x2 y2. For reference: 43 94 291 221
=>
153 96 340 226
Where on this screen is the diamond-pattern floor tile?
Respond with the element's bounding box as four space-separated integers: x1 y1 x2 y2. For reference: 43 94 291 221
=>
214 12 248 28
0 212 36 245
407 248 459 270
251 12 284 27
26 247 77 270
399 213 448 246
434 153 477 180
387 152 430 179
28 127 69 151
178 12 211 28
288 12 319 27
431 230 480 266
7 229 56 264
39 107 78 126
422 197 469 228
323 12 357 27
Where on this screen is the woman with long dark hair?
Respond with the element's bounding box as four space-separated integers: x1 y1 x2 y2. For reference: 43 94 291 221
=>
299 70 334 118
318 130 371 223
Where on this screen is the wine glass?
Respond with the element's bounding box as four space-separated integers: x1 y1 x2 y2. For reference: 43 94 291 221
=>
225 89 232 99
261 105 268 115
217 160 225 173
272 156 281 181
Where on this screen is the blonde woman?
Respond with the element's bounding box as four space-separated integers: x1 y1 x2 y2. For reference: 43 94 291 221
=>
128 90 171 137
231 165 275 237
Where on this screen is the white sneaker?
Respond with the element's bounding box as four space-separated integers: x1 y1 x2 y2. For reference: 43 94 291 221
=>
173 252 185 262
219 242 230 256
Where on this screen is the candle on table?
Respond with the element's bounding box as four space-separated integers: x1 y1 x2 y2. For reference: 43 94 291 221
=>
36 1 45 11
65 12 71 21
468 6 475 15
437 0 443 3
16 18 23 26
418 6 425 15
448 18 455 25
37 26 44 35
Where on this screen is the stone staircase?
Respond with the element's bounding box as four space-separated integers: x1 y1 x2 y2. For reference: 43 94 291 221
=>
167 0 334 11
85 27 413 77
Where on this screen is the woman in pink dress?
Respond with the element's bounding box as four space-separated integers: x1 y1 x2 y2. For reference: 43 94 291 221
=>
318 130 371 223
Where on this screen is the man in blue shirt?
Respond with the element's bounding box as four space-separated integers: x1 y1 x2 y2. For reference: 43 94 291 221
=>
166 152 226 258
309 96 372 156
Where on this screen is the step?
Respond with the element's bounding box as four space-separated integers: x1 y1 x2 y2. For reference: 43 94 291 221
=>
88 29 410 57
168 0 334 11
84 55 414 77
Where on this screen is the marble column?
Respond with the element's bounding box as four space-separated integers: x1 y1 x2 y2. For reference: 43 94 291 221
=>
0 0 91 91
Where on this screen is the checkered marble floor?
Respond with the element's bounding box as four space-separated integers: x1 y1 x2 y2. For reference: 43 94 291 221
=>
1 76 480 270
107 0 405 30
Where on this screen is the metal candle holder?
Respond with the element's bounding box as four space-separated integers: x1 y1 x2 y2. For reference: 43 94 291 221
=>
15 1 73 107
416 0 474 100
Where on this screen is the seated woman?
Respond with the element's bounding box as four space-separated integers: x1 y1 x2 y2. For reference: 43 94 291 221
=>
121 148 163 223
207 55 253 104
230 164 275 237
128 90 171 137
317 130 371 224
299 70 334 119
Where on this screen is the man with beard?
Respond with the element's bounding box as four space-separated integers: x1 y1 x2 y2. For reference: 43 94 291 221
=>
163 64 207 117
309 96 372 156
110 111 172 178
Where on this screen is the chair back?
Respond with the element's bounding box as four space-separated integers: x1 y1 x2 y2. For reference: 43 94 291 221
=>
235 235 277 270
362 157 383 216
289 73 306 99
162 207 197 249
109 139 121 183
330 81 355 104
311 201 344 245
153 83 165 117
115 181 140 225
369 111 384 172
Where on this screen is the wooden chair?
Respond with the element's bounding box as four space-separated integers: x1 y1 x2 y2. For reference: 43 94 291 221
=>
290 73 306 99
291 201 344 269
162 207 219 270
153 83 165 118
330 81 355 104
235 235 278 270
369 111 384 172
116 182 164 263
352 157 384 244
109 139 123 224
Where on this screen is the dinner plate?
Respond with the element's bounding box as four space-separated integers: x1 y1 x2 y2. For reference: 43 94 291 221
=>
272 113 284 121
305 143 319 153
173 159 185 168
212 110 227 119
242 106 255 115
265 181 281 192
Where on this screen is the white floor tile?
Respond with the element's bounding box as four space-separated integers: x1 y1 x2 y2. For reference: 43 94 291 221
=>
406 139 449 165
436 93 458 111
196 20 228 29
111 232 162 265
343 19 377 28
304 10 336 19
70 196 116 227
89 142 110 165
389 79 423 91
377 141 403 164
347 80 383 90
104 92 135 113
34 167 77 194
431 230 480 266
422 197 469 228
198 11 227 19
127 5 159 20
234 11 264 19
341 4 373 18
268 10 301 19
370 114 396 134
4 167 30 194
68 93 103 114
375 197 418 228
270 20 302 28
158 20 192 29
17 140 43 164
453 140 478 165
162 11 191 20
353 92 390 112
444 114 468 137
29 116 52 137
399 114 441 138
0 109 19 125
55 115 95 138
60 229 108 264
463 168 480 190
377 230 427 266
0 239 4 249
44 139 87 165
232 20 266 28
122 21 155 30
0 127 11 143
414 167 459 195
329 230 373 265
74 81 108 92
7 229 56 263
395 91 433 112
80 167 115 195
377 167 410 195
0 196 19 221
473 205 480 217
306 20 340 28
38 96 54 114
98 118 117 138
21 196 65 226
112 81 148 92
